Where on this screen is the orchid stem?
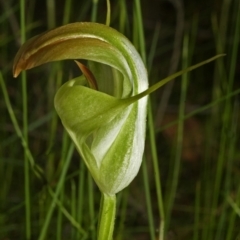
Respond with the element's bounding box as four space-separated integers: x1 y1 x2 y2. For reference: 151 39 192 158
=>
97 193 116 240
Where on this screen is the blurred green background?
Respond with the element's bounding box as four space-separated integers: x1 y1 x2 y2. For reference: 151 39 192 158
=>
0 0 240 239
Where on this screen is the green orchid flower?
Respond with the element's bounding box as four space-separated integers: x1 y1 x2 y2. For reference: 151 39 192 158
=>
13 22 148 195
13 22 224 239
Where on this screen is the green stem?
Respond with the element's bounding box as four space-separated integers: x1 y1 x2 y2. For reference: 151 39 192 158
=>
38 143 74 240
147 99 165 239
106 0 111 26
91 0 98 22
97 193 116 240
88 173 96 239
142 157 156 240
20 0 30 238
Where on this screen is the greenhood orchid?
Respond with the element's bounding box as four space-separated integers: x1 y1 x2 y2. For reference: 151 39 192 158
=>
13 22 149 195
13 22 224 240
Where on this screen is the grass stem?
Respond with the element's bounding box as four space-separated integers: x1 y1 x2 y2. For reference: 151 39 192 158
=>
20 0 31 238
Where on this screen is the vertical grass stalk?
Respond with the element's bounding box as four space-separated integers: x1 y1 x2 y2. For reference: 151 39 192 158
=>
147 101 165 239
20 0 31 238
76 160 86 239
134 1 166 238
91 0 98 22
63 0 72 25
142 157 156 240
71 180 77 239
209 1 240 237
46 0 56 29
88 173 96 239
165 31 189 229
225 100 239 240
38 143 75 240
106 0 111 26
